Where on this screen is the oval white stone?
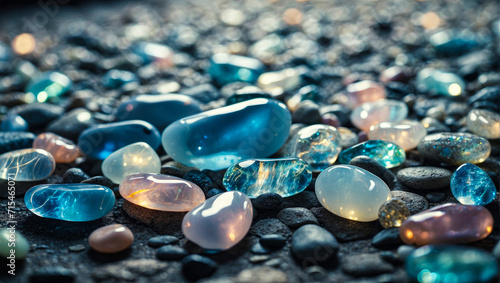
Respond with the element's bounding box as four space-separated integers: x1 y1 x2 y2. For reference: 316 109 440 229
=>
368 120 427 151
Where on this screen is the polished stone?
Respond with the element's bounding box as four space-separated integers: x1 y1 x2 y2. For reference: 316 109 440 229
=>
0 228 29 260
451 163 496 206
0 148 55 181
182 191 253 250
0 113 28 132
315 165 391 222
103 69 139 89
417 132 491 165
466 109 500 139
33 132 80 163
209 53 264 85
88 224 134 254
102 142 161 184
257 68 302 96
120 173 205 211
399 203 493 246
132 41 174 68
339 140 406 169
345 80 386 109
378 198 410 229
223 158 312 198
350 99 408 132
24 184 115 221
25 71 72 103
162 98 291 170
429 29 479 55
368 121 427 151
416 68 466 96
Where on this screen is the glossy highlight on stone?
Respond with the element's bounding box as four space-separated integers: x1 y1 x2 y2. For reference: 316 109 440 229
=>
257 68 302 96
451 163 496 206
416 68 465 97
209 53 264 85
0 148 55 181
315 165 392 222
89 224 134 254
120 173 205 211
378 198 410 228
33 132 80 163
350 99 408 132
368 121 427 151
339 140 406 168
345 80 386 109
223 158 312 198
182 191 253 250
466 109 500 139
132 41 174 68
24 184 115 221
399 203 493 246
162 98 291 170
25 71 72 102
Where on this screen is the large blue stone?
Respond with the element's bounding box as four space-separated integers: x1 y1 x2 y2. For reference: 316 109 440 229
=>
78 120 161 159
451 163 496 206
26 71 72 103
162 98 291 170
116 94 203 131
25 184 115 221
338 140 406 169
208 54 264 85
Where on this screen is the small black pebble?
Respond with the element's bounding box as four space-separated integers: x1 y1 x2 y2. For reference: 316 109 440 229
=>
251 242 270 254
379 251 400 265
183 170 213 193
148 235 179 248
156 245 188 261
182 254 218 281
81 176 115 188
201 169 225 190
371 228 403 249
260 234 287 249
252 193 283 210
63 168 90 183
29 267 75 283
161 165 184 178
426 192 447 203
206 188 224 198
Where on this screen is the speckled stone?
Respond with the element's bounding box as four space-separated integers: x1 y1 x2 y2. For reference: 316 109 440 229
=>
378 198 410 228
0 131 36 154
391 191 429 215
33 132 80 163
0 148 55 181
368 121 427 151
88 224 134 254
397 167 452 190
466 109 500 139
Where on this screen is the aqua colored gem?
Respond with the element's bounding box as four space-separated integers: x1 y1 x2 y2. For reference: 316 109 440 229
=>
78 120 161 160
339 140 406 169
0 228 29 260
0 149 55 181
209 53 264 85
223 158 312 198
24 184 115 221
416 68 465 97
0 113 28 132
162 98 291 170
406 245 498 283
116 94 203 131
132 41 174 67
26 71 72 103
103 69 139 89
451 163 496 206
226 86 272 105
429 29 479 55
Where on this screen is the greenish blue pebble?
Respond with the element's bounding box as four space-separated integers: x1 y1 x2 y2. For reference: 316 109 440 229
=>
0 228 29 260
339 140 406 169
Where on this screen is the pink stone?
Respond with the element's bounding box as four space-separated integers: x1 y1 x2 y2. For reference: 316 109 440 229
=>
120 173 205 212
33 132 80 163
88 224 134 253
321 113 341 127
400 203 493 246
346 80 386 109
350 99 408 132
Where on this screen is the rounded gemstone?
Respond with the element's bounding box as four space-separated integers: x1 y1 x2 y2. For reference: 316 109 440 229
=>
25 71 72 102
89 224 134 254
0 148 55 181
33 132 80 163
209 53 264 85
368 121 427 151
466 109 500 139
350 99 408 132
451 163 496 206
416 68 465 97
345 80 386 109
339 140 406 169
378 198 411 228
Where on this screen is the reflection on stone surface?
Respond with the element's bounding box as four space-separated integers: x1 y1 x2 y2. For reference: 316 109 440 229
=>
368 121 427 151
0 148 55 181
33 132 80 163
339 140 406 168
451 163 496 206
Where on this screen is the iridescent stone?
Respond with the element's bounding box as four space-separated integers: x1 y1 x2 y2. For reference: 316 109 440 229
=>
315 165 391 222
429 29 479 55
451 163 496 206
25 71 72 103
416 68 466 97
399 203 493 246
102 142 161 184
78 120 161 160
132 41 174 68
88 224 134 254
378 198 411 228
0 228 29 260
162 98 291 170
116 94 203 132
338 127 358 148
368 121 427 151
24 184 115 221
339 140 406 169
345 80 386 109
257 68 302 96
406 245 498 283
120 173 205 211
417 132 491 165
226 86 272 105
350 99 408 132
466 109 500 139
284 125 342 170
33 132 80 163
208 54 264 85
223 158 312 198
0 148 55 181
0 113 28 132
103 69 139 89
182 191 253 250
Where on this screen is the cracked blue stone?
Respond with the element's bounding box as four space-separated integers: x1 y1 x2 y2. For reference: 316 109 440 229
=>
451 163 496 206
338 140 406 169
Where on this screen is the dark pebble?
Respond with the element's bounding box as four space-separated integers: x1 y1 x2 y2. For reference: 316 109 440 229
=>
259 234 287 249
181 254 218 281
319 104 351 126
292 100 322 124
341 254 394 277
45 108 96 141
251 242 271 254
63 168 90 183
148 235 179 248
183 170 213 193
250 218 291 237
13 103 64 129
181 83 220 103
397 167 452 190
201 169 225 190
280 191 321 209
371 228 403 249
156 245 188 261
0 131 36 154
379 251 400 265
160 165 184 178
348 156 397 189
425 192 447 203
81 176 115 188
291 224 339 263
391 191 429 215
277 207 319 228
206 188 224 198
253 193 283 210
29 267 75 283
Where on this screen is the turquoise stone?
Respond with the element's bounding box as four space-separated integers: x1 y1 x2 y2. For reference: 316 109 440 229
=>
406 245 498 283
24 184 115 221
103 69 139 89
451 163 496 206
209 53 264 85
0 113 28 132
223 158 312 198
226 86 272 105
429 29 479 55
78 120 161 160
116 94 203 131
0 149 55 181
339 140 406 169
25 71 72 102
162 98 291 170
416 68 466 97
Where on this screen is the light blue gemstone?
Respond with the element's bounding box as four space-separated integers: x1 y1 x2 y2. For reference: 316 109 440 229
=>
162 98 291 170
451 163 496 206
406 245 498 283
103 69 139 89
25 71 72 102
132 41 173 65
416 68 466 97
338 140 406 169
429 29 479 55
116 94 203 131
223 158 312 198
78 120 161 160
208 54 264 85
0 113 28 132
25 184 115 222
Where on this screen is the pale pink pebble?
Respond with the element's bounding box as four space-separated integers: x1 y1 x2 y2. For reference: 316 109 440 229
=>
89 224 134 254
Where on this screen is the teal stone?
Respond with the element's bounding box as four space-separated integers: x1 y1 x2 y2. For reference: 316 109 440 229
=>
103 69 139 89
339 140 405 169
223 158 312 198
25 71 72 102
416 68 466 97
429 29 479 55
0 149 55 181
24 184 115 222
208 53 264 86
451 163 496 206
406 245 498 283
226 86 272 105
162 98 291 170
0 113 28 132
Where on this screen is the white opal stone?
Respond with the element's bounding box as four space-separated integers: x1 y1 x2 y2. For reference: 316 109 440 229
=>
102 142 161 184
466 109 500 139
350 99 408 132
368 120 427 151
315 165 391 222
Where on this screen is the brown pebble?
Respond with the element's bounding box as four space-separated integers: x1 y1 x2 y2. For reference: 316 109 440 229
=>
88 224 134 254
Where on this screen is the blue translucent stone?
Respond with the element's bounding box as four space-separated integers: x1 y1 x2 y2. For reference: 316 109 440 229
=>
103 69 139 89
208 54 264 85
25 71 72 102
226 86 272 105
451 163 496 206
406 245 498 283
116 94 203 131
25 184 115 222
429 30 479 55
339 140 406 169
223 158 312 198
162 98 291 170
78 120 161 160
416 68 466 97
0 113 28 131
